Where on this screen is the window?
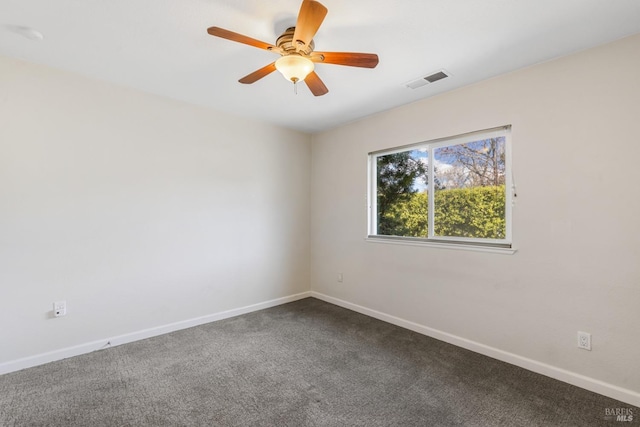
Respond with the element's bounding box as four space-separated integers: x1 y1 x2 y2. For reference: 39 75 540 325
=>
368 126 513 250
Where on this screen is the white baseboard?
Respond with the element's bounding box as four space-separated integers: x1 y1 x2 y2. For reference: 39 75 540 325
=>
310 291 640 408
0 291 312 376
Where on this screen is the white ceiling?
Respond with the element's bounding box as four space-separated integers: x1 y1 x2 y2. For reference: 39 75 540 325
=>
2 0 640 133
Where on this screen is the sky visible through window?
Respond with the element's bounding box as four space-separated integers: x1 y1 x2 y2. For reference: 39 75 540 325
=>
411 138 506 192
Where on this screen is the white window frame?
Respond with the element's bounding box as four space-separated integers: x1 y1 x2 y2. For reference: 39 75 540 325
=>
367 126 514 252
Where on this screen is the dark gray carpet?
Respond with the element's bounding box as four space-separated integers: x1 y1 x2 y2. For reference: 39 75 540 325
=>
0 298 636 426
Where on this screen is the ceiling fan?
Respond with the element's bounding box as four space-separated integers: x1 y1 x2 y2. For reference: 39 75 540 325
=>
207 0 379 96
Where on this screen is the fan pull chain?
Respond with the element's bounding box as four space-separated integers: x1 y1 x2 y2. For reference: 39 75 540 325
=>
294 80 298 95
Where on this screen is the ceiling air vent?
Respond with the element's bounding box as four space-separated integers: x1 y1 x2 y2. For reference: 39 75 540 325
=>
405 69 450 89
425 71 449 83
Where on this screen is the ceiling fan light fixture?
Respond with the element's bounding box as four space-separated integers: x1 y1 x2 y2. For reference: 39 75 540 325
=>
275 55 314 83
207 0 377 96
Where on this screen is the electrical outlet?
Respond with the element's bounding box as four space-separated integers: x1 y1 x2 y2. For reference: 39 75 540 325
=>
54 301 67 317
577 331 591 351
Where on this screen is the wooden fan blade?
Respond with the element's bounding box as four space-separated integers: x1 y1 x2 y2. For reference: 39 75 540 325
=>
292 0 328 52
312 52 379 68
207 27 277 51
305 71 328 96
239 62 277 84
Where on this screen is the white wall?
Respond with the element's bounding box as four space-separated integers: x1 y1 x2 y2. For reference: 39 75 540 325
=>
0 56 311 365
311 34 640 404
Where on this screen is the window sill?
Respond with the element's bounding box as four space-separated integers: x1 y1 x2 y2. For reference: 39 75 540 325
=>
365 236 517 255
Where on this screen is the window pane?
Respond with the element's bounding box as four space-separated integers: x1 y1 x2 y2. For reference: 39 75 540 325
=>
376 149 428 237
433 137 506 239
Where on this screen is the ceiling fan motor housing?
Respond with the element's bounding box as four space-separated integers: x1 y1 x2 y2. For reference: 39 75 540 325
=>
276 27 315 56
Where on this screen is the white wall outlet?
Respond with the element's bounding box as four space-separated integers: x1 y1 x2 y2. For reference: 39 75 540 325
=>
54 301 67 317
577 331 591 350
337 273 343 283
